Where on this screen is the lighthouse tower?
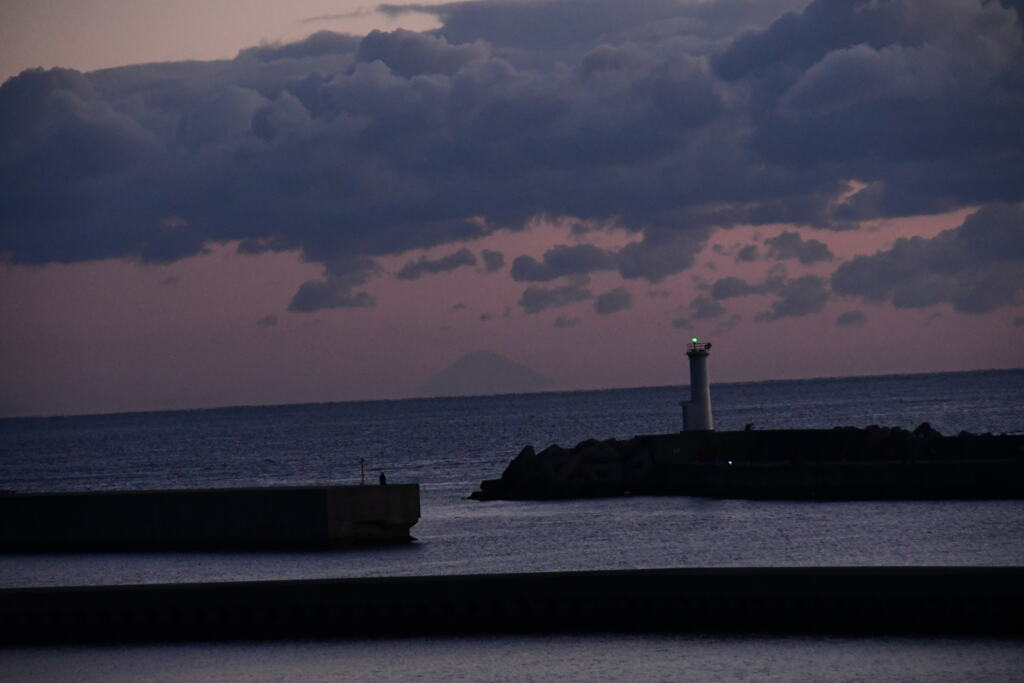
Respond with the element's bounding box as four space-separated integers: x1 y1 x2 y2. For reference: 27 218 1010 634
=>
681 338 713 431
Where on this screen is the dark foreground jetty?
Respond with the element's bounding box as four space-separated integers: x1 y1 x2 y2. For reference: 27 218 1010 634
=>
472 425 1024 500
0 484 420 551
1 567 1021 643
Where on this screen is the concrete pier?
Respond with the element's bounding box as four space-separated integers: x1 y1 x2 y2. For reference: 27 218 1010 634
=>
0 484 420 551
1 567 1021 643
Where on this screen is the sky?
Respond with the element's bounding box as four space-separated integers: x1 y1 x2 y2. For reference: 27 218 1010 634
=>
1 0 1022 417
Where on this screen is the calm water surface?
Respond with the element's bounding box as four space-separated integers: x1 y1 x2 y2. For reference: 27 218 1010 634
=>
4 635 1023 682
2 370 1022 680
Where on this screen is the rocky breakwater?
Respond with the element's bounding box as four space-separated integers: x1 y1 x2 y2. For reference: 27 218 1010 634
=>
470 424 1024 501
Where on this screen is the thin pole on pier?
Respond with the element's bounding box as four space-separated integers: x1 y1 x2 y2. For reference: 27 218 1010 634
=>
360 458 365 485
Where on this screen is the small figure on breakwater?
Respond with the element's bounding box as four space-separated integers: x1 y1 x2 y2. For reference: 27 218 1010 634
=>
379 472 387 486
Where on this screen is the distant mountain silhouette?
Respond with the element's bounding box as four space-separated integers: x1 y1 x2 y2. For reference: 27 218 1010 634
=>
420 351 554 397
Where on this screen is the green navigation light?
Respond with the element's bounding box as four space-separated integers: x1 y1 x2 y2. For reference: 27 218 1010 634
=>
691 337 698 343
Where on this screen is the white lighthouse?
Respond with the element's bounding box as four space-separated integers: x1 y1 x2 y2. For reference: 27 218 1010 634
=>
681 338 713 431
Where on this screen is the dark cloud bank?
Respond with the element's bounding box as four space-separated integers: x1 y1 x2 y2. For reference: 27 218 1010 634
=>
832 202 1024 314
1 0 1022 317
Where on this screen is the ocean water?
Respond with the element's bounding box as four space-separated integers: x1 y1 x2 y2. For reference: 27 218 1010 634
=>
5 635 1023 682
2 369 1023 680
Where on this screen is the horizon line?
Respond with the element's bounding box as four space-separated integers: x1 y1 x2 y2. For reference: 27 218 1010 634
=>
4 365 1021 421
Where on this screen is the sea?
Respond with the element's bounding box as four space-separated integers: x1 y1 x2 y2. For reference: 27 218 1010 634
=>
2 369 1023 681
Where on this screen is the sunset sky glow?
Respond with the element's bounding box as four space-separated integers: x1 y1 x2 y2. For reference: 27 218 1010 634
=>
1 0 1022 417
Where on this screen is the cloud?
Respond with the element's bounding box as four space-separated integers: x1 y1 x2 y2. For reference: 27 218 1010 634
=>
554 315 581 328
714 312 743 334
288 279 375 312
480 312 493 321
736 244 759 262
384 0 808 53
689 294 726 319
288 256 379 311
303 9 379 24
714 0 1024 218
511 244 615 282
1014 316 1024 326
712 0 916 82
256 315 279 328
481 249 505 271
594 286 632 315
764 231 833 264
1 0 1021 313
836 310 867 327
711 276 762 299
397 247 477 280
831 203 1024 314
677 311 741 334
355 29 489 78
755 274 829 321
519 276 592 314
453 302 467 310
241 31 361 61
512 229 712 285
673 293 729 332
710 268 786 299
614 228 711 282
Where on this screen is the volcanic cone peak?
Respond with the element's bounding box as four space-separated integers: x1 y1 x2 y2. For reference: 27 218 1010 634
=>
420 351 554 397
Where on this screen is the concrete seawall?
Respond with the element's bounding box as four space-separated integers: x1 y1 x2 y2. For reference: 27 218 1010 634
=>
1 567 1021 643
0 484 420 551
